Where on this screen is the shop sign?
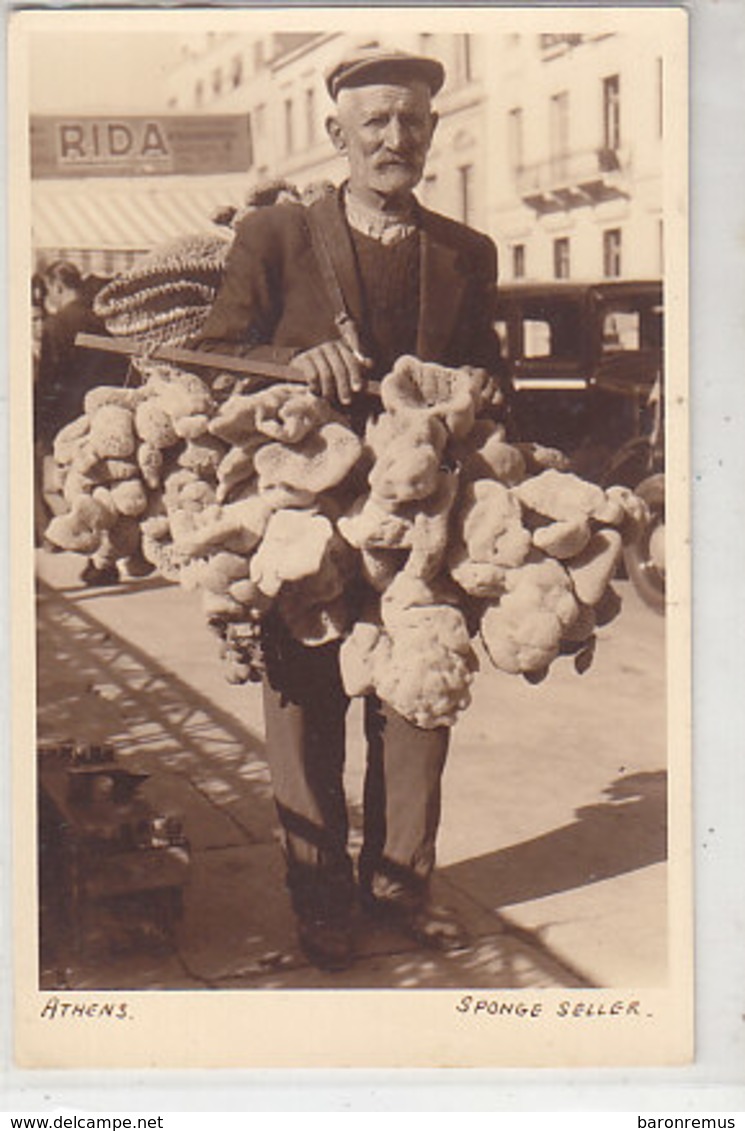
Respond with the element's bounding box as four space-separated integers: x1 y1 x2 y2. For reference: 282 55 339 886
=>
31 115 253 178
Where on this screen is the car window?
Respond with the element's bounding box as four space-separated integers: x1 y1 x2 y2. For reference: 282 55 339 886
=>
602 310 641 351
600 299 663 352
521 301 582 360
523 319 552 357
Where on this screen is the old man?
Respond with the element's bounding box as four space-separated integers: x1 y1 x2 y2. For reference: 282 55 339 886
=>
197 45 505 971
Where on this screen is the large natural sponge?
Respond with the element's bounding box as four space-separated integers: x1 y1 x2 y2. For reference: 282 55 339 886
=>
566 528 623 606
480 558 579 675
171 494 273 558
339 470 457 583
209 384 331 446
88 405 137 460
278 533 358 646
339 575 478 729
364 411 447 507
455 420 527 487
450 478 532 576
249 509 335 598
254 422 362 498
380 355 486 438
45 494 114 554
515 468 624 526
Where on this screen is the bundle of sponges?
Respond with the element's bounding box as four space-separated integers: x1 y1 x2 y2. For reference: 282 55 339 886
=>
334 354 646 724
93 233 232 348
45 352 645 721
444 461 643 681
46 364 217 571
337 354 483 594
138 378 365 677
44 366 366 683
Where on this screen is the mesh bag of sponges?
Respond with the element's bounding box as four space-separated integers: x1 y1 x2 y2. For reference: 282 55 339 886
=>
93 232 232 349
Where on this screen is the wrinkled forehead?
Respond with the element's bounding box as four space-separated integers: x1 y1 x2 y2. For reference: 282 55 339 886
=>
336 80 434 117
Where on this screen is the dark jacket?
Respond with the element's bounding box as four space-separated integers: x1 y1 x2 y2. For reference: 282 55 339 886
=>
196 187 503 383
35 298 127 444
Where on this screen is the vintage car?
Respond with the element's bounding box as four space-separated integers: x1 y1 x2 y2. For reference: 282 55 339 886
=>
494 280 665 612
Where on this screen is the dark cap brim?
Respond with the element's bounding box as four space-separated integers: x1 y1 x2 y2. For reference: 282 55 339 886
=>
326 53 445 100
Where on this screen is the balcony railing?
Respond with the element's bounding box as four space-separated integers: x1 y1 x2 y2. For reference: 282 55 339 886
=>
516 147 630 212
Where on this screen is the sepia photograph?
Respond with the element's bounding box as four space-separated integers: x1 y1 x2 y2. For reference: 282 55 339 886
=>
9 5 690 1069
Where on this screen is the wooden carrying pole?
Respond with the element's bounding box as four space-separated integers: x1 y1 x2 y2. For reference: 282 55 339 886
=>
76 333 382 395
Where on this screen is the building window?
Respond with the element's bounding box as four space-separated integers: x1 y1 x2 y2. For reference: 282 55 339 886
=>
540 33 583 54
603 228 622 277
602 74 621 151
458 164 475 226
305 88 316 146
549 91 570 179
194 80 204 107
212 68 223 98
231 54 244 90
508 107 524 172
553 237 570 279
284 98 294 154
512 244 526 279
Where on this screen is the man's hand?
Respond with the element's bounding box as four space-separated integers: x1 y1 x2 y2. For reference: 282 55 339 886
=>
291 340 371 406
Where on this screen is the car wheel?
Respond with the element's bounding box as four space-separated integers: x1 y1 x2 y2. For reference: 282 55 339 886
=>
623 473 665 614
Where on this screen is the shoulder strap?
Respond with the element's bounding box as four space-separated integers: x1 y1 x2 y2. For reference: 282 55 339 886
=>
305 201 369 363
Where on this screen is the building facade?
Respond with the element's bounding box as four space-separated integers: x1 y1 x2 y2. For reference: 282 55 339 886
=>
485 32 665 283
166 27 666 283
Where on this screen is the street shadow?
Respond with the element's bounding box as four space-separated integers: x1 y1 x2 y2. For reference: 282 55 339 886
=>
442 769 667 909
42 572 175 602
36 578 272 814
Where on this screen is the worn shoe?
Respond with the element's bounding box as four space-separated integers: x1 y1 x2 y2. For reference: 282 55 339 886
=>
364 891 471 952
297 915 354 972
80 559 120 587
398 901 471 952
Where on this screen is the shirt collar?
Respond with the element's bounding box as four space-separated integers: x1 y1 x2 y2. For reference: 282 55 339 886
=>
343 185 419 246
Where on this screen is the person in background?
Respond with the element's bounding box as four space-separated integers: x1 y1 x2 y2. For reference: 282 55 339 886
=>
35 260 127 582
197 46 507 972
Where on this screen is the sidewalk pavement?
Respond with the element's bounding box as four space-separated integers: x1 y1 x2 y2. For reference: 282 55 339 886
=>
33 548 667 992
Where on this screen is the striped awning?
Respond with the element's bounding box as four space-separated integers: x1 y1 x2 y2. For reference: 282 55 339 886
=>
31 174 250 256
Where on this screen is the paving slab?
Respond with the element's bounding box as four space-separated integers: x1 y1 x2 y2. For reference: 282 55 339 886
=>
223 931 584 990
41 948 203 993
498 862 668 987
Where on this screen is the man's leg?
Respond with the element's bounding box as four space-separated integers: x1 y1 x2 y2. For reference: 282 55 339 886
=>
359 696 468 949
261 615 355 966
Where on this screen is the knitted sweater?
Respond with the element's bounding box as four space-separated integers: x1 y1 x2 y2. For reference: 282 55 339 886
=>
349 228 420 378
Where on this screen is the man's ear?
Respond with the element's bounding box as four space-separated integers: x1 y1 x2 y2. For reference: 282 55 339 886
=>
326 115 347 153
428 110 439 142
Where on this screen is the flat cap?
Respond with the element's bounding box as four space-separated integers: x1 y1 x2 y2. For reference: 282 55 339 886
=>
325 45 445 100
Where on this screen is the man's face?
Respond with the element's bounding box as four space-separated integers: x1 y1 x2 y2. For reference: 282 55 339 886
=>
328 81 437 207
44 281 64 314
